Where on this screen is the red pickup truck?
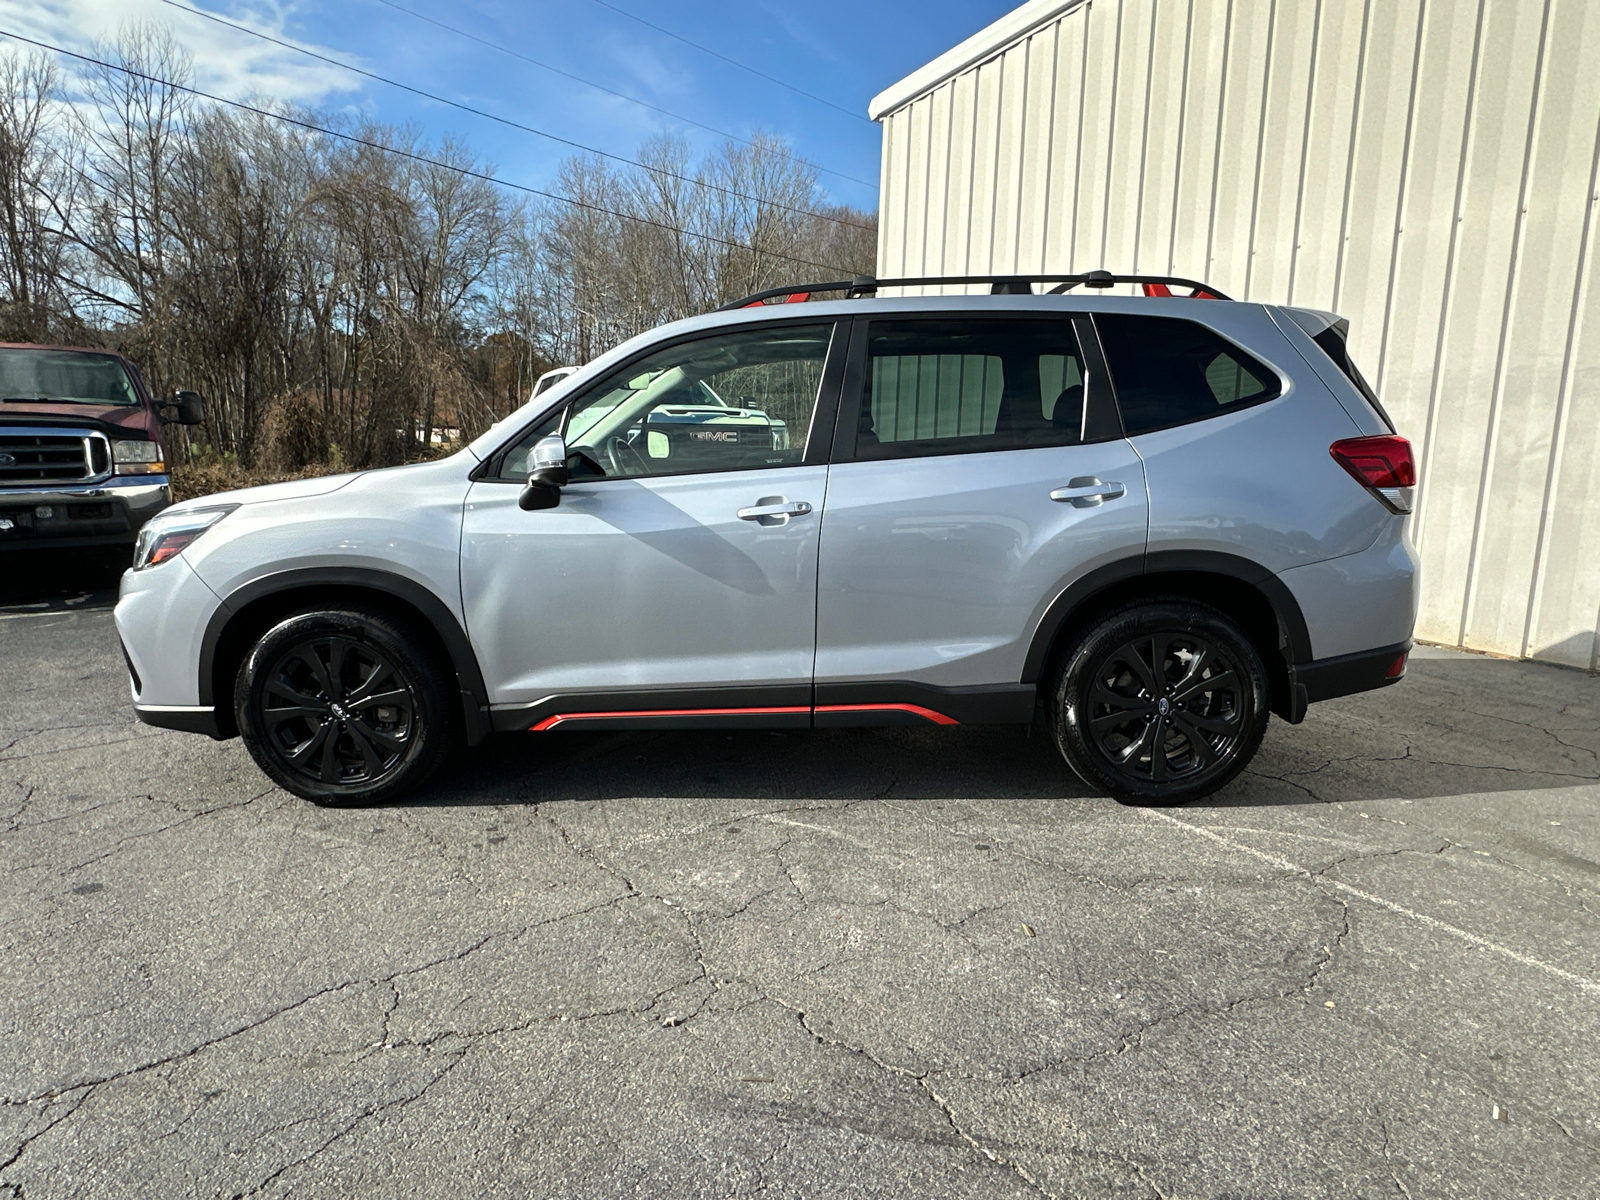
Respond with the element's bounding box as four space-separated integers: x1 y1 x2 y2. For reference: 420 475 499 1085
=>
0 343 203 552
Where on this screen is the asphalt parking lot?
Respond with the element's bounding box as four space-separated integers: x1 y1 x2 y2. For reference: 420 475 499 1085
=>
3 552 1598 1199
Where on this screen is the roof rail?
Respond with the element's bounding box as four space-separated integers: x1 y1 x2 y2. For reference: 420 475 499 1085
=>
716 270 1231 311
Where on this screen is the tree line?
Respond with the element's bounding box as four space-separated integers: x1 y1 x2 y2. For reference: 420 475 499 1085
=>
0 23 877 471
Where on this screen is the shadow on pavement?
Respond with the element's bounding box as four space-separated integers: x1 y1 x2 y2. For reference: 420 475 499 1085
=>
420 722 1093 806
0 547 127 612
410 651 1599 810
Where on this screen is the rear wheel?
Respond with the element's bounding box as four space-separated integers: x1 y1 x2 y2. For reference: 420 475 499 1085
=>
1050 600 1269 805
235 607 457 806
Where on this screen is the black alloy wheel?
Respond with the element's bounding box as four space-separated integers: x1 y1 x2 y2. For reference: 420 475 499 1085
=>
236 607 456 805
261 637 414 786
1052 600 1269 805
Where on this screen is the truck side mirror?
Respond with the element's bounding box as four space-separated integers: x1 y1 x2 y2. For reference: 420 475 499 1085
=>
162 390 205 426
518 433 569 511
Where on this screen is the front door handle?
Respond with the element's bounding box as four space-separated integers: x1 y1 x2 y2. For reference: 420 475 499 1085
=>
737 497 813 525
1050 477 1126 508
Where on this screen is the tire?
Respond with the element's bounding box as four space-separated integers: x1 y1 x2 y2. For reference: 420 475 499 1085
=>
1050 599 1270 806
234 606 458 806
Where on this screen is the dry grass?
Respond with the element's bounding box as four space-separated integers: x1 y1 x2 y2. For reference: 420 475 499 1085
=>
169 460 343 503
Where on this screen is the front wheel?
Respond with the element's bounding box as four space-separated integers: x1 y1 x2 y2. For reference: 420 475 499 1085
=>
1050 600 1270 805
235 607 457 806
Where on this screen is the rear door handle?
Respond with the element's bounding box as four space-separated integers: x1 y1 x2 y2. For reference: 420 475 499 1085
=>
737 497 813 525
1050 477 1125 507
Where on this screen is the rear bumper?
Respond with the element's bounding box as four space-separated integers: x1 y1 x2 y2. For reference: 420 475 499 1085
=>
1296 640 1411 708
0 477 170 549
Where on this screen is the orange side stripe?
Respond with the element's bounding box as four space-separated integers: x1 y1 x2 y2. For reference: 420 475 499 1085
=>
813 703 959 725
530 705 810 732
529 703 960 730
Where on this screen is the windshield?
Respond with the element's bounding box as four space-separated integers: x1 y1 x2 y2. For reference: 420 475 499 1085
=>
0 349 141 406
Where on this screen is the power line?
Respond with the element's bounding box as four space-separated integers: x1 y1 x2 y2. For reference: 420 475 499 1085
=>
153 0 876 234
0 28 859 277
583 0 871 124
366 0 877 191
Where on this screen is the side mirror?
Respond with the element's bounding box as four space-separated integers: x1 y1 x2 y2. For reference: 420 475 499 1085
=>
161 389 205 426
518 433 568 511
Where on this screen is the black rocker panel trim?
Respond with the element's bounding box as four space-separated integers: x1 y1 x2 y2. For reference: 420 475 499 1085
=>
812 682 1036 726
199 567 492 745
494 685 813 733
1019 549 1315 685
494 682 1038 732
1297 641 1411 704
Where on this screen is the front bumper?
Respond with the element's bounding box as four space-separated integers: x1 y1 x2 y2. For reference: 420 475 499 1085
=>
0 476 170 550
133 703 221 737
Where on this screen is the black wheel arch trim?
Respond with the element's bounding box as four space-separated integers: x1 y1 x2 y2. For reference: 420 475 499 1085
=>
198 567 491 746
1020 549 1315 713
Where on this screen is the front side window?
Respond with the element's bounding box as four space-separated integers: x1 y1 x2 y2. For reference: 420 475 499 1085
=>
500 324 833 481
856 319 1088 459
1095 314 1281 436
0 349 140 406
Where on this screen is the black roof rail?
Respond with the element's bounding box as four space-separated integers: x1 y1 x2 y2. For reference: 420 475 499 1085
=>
716 270 1231 311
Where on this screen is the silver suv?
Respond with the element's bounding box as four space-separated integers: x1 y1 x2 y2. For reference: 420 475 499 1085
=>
115 272 1417 807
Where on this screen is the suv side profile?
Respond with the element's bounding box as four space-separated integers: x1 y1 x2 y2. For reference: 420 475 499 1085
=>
115 273 1417 807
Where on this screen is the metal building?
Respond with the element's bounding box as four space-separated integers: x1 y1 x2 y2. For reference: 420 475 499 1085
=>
870 0 1600 669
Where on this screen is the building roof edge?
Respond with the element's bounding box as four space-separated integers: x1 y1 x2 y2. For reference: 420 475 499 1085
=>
867 0 1088 121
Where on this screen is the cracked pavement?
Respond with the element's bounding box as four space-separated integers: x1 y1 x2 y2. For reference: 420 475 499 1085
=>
2 565 1598 1198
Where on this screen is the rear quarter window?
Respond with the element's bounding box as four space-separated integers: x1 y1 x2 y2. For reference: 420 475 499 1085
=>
1096 314 1281 436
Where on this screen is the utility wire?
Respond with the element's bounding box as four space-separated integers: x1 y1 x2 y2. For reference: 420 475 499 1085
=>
366 0 876 191
153 0 875 233
584 0 871 124
0 28 859 276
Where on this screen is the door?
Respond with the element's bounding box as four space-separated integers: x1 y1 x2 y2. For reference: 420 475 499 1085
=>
814 314 1149 723
462 320 843 727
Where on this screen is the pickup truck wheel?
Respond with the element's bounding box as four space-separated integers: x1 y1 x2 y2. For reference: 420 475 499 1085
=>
1050 600 1269 806
235 607 456 806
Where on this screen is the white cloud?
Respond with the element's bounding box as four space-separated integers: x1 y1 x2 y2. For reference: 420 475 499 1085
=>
2 0 361 107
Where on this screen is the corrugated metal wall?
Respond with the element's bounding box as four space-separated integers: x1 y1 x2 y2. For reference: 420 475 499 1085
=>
876 0 1600 669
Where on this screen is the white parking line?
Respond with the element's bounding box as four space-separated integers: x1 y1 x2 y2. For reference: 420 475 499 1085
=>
1142 808 1600 997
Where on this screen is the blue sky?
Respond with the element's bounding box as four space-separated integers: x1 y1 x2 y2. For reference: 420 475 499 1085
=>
6 0 1020 213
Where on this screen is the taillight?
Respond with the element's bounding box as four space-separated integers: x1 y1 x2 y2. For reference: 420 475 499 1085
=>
1330 435 1415 513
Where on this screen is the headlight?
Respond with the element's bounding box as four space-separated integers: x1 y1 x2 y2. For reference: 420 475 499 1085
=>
113 439 164 475
133 505 237 569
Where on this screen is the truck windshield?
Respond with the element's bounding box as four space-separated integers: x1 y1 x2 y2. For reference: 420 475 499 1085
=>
0 349 141 405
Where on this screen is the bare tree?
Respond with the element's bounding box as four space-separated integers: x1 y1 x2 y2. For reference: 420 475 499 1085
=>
0 22 877 481
0 50 81 340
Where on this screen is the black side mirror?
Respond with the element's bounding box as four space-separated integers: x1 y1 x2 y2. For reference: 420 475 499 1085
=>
161 389 205 426
518 433 568 511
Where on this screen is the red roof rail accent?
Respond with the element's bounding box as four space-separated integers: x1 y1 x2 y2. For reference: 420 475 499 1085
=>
1143 281 1220 299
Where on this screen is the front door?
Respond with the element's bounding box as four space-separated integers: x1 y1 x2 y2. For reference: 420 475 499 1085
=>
462 319 843 729
813 314 1150 724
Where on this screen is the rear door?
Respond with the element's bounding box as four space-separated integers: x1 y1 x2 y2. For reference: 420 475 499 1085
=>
812 314 1150 723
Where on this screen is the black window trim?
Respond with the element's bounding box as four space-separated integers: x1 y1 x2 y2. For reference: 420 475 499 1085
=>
1310 323 1396 432
1090 312 1286 439
473 316 850 483
829 311 1122 466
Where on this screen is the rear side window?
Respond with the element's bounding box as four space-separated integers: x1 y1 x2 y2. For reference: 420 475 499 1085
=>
857 319 1088 459
1096 314 1281 436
